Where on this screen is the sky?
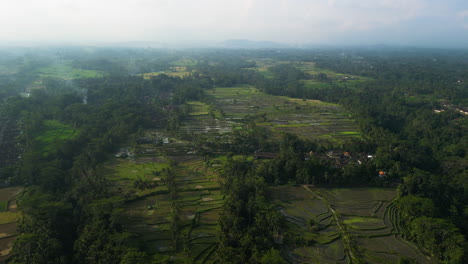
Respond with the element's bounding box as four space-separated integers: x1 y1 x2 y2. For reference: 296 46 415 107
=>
1 0 468 48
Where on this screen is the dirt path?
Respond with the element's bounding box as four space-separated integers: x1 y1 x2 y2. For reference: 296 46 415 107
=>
302 185 356 263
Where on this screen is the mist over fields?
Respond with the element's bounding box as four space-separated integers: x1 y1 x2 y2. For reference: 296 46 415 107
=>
0 1 467 264
1 0 468 48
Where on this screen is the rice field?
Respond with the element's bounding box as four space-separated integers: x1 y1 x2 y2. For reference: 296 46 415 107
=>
35 120 79 154
248 60 372 89
103 135 221 262
267 186 432 264
0 187 23 262
36 63 103 79
140 71 191 79
101 78 371 263
209 86 360 142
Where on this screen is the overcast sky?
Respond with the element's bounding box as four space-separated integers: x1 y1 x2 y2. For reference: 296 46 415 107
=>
1 0 468 47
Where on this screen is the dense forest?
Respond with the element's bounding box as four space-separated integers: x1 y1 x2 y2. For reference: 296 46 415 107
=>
0 47 466 263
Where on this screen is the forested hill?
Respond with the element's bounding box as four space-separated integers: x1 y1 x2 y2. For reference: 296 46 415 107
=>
0 47 466 263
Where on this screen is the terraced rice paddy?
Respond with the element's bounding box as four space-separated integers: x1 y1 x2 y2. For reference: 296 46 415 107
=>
0 187 23 262
180 101 232 134
140 66 192 79
210 86 360 142
248 60 372 89
177 86 360 143
102 83 386 263
268 186 432 264
103 131 221 262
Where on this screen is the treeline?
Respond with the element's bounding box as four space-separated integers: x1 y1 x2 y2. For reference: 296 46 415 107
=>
6 73 210 263
217 159 285 264
396 195 465 263
255 134 378 186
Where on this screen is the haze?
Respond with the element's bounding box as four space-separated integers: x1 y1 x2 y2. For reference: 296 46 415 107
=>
1 0 468 48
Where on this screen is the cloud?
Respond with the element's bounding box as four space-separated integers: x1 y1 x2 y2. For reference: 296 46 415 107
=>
458 10 468 17
0 0 467 46
457 9 468 29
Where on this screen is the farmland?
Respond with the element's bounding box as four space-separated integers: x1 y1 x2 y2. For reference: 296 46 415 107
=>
34 120 79 155
268 186 432 263
140 66 193 79
140 71 191 79
101 118 223 263
0 187 23 262
99 80 369 262
98 81 370 262
209 86 360 142
35 63 103 79
103 152 223 262
5 47 465 264
248 60 372 90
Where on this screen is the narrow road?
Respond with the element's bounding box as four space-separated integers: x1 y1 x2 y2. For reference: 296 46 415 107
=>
302 185 356 263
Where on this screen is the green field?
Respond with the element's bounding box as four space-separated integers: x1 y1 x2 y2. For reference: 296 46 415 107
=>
140 71 191 79
97 81 431 263
114 157 221 262
36 63 103 79
209 86 360 142
0 187 23 261
175 85 361 143
100 77 374 263
170 59 198 67
187 101 210 116
247 60 373 90
35 120 79 154
0 201 7 212
267 186 433 263
102 129 222 262
0 212 19 225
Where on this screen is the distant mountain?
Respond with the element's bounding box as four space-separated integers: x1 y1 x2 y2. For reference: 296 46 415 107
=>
220 39 292 49
108 41 168 48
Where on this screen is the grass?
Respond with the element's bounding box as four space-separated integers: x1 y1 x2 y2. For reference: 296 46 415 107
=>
187 101 210 116
0 187 23 202
339 131 360 136
303 80 333 89
0 186 23 259
105 151 222 260
250 60 373 89
140 71 191 79
36 63 103 79
325 188 397 202
0 212 19 225
106 158 170 182
294 240 346 263
0 201 7 212
269 186 430 263
275 123 311 128
35 120 79 154
358 236 430 264
210 86 360 143
343 217 383 229
170 59 198 67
